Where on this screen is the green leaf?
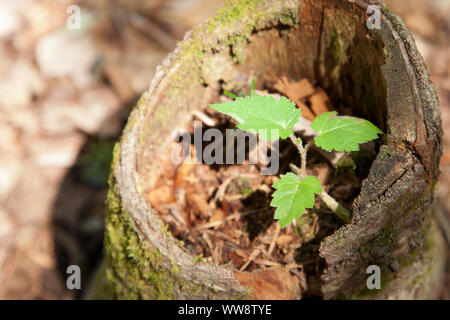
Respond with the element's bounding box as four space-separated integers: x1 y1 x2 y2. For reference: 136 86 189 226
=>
311 111 382 152
209 94 301 140
223 91 237 100
250 79 256 96
270 173 322 228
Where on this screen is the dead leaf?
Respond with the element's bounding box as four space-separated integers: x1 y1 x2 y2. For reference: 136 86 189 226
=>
146 185 175 210
234 268 301 300
276 234 294 245
210 208 224 224
274 77 315 120
309 88 331 116
186 193 212 217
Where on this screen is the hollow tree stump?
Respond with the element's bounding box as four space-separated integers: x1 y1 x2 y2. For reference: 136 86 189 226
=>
95 0 445 299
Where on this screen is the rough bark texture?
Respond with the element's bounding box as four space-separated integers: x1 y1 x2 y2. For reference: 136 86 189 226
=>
96 0 445 299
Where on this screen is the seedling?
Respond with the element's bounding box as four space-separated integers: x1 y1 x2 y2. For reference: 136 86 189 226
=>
209 81 382 228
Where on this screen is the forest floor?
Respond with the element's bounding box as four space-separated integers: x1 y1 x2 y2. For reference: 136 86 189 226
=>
0 0 448 299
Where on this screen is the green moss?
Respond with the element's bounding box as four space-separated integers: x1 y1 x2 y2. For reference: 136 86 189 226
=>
279 12 298 26
103 189 210 299
348 268 393 300
334 229 343 245
330 31 341 67
336 154 356 171
227 177 254 198
136 0 300 147
193 254 205 263
100 144 217 299
104 0 302 299
359 215 395 261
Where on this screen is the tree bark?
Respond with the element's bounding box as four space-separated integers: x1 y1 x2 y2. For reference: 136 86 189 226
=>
94 0 445 299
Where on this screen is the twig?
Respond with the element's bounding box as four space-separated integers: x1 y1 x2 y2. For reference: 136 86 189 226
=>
268 223 281 257
214 174 259 201
289 163 351 223
239 248 261 271
202 232 214 254
192 110 217 127
201 229 243 249
162 204 187 226
253 259 283 267
195 212 241 231
288 268 308 291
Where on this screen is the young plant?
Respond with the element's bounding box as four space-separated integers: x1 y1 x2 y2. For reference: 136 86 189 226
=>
209 81 382 228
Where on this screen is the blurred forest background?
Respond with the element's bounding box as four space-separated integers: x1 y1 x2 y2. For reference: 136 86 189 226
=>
0 0 448 299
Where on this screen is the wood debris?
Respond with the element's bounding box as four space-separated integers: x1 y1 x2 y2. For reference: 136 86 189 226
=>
145 89 356 298
274 77 333 120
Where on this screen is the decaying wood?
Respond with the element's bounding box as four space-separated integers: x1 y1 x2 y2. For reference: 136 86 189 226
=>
97 0 445 299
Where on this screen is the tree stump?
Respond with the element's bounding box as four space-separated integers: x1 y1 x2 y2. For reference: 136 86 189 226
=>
95 0 446 299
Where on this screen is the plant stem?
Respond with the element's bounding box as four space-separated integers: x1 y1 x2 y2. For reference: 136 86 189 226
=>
318 190 351 223
289 134 306 178
289 163 351 223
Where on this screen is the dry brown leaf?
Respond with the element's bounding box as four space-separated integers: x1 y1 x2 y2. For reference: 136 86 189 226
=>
274 77 315 120
146 185 175 210
309 88 331 116
174 162 196 190
297 101 315 120
234 268 301 300
275 77 315 100
210 208 224 223
441 154 450 164
212 239 224 265
276 234 294 245
186 193 212 217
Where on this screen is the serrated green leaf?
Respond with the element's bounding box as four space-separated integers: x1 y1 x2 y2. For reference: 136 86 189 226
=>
311 111 382 152
209 94 301 140
270 173 322 228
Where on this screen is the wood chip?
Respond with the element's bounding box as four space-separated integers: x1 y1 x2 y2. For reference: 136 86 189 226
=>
146 185 175 211
202 230 242 248
268 223 281 257
201 232 214 254
212 239 224 265
174 162 195 190
297 101 315 120
162 204 188 226
234 268 301 299
253 259 283 267
276 234 294 246
285 262 303 270
214 176 234 201
194 220 223 230
274 77 315 120
229 247 249 259
191 110 216 127
239 248 261 271
186 193 212 217
309 88 331 116
275 77 315 100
